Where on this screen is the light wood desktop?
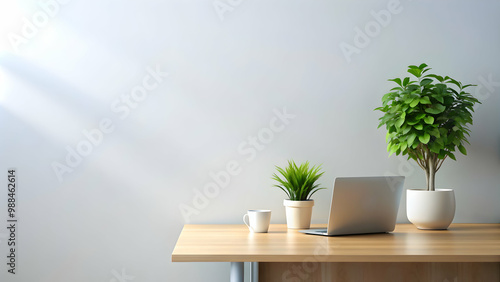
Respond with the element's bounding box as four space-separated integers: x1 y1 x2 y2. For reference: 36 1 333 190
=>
172 223 500 282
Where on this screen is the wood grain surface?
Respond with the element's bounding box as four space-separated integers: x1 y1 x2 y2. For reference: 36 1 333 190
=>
172 224 500 263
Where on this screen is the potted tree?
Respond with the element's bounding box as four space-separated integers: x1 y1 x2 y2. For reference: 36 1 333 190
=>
272 160 326 229
375 63 480 229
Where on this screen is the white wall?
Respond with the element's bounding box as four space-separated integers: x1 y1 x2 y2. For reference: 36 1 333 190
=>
0 0 499 281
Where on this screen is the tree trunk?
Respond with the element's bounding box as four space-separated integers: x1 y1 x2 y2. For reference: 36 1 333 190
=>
425 167 430 190
427 157 436 191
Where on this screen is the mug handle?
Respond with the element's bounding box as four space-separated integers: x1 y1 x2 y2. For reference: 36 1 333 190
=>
243 214 253 232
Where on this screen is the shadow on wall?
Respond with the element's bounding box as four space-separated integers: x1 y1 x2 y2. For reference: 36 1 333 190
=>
0 53 105 114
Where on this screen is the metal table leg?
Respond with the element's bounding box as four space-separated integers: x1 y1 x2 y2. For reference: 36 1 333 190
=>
230 262 244 282
251 262 259 282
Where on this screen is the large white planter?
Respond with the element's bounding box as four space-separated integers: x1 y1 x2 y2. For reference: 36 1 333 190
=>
283 199 314 229
407 189 456 230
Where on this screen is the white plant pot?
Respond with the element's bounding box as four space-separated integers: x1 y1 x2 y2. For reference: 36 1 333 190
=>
407 189 456 230
283 199 314 229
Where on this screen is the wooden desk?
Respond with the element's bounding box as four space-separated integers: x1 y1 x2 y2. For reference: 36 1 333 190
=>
172 224 500 282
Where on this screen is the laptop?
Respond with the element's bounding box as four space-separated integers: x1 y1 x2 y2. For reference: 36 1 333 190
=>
300 176 405 236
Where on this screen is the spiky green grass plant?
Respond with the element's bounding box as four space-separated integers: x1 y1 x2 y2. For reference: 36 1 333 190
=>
272 160 325 201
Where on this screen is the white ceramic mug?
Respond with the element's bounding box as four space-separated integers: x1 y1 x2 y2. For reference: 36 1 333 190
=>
243 210 271 233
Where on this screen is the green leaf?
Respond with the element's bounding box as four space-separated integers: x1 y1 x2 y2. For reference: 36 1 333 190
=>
403 96 413 104
418 133 431 144
388 78 402 86
448 152 457 161
420 78 433 86
403 77 410 87
407 119 419 125
386 143 392 152
388 143 399 155
395 117 405 129
414 124 423 130
381 93 392 102
432 95 444 103
425 74 444 82
458 144 467 155
400 141 408 152
389 104 401 113
435 137 445 146
462 84 476 89
425 104 446 114
402 125 411 134
448 78 461 89
419 96 432 104
429 141 442 154
415 113 426 120
435 83 447 93
410 99 419 107
438 150 447 159
449 134 460 146
430 128 440 138
439 127 448 136
408 68 422 78
424 116 434 124
407 84 419 92
407 133 417 146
